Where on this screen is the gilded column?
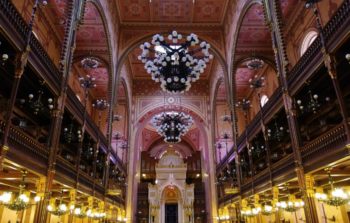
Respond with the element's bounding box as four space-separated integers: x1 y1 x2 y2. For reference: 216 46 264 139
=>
272 186 280 223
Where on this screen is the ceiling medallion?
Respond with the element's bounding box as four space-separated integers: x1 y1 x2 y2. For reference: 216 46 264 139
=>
152 111 193 144
138 31 213 93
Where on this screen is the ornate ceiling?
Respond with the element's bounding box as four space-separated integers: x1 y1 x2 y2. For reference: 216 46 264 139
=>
16 0 301 158
116 0 229 25
231 0 300 100
76 2 108 53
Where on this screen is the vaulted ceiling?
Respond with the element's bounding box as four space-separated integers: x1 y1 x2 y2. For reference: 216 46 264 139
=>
16 0 300 157
116 0 229 25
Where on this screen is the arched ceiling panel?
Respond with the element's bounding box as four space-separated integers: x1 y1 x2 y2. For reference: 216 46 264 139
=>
116 0 229 25
76 2 107 52
235 3 272 56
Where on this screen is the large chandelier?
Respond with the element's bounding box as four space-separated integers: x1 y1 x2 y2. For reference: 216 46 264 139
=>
315 169 350 206
316 188 349 207
81 56 100 69
276 200 304 212
138 31 213 93
246 57 264 70
47 190 69 216
241 207 261 217
0 170 40 211
152 111 193 143
86 209 106 220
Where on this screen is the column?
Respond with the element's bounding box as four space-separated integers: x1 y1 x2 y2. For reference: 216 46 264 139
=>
272 186 280 223
68 189 76 223
33 177 47 222
304 175 318 221
38 0 85 222
263 0 319 222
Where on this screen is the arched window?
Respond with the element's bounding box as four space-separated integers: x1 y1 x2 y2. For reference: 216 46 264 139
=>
300 31 318 56
260 94 269 107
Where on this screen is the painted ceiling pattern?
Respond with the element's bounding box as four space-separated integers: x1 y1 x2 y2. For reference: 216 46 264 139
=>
132 79 210 96
116 0 229 24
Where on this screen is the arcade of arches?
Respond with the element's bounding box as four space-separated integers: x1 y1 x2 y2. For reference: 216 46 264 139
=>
0 0 349 223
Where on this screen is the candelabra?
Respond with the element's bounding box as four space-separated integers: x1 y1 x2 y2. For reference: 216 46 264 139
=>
296 89 329 114
78 74 96 135
0 170 40 211
62 122 82 144
249 75 265 90
19 81 54 115
113 114 122 121
250 141 265 159
221 110 232 122
315 169 350 207
79 74 97 90
47 190 68 216
92 99 109 127
267 119 284 141
236 98 251 113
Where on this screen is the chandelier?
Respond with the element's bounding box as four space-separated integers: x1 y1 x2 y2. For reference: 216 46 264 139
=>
73 207 87 218
236 98 251 112
63 122 82 144
315 169 350 206
92 99 109 110
152 111 193 143
81 56 100 69
138 31 213 93
241 207 261 217
19 81 54 115
249 75 265 89
47 203 68 216
47 190 71 216
246 57 264 70
0 170 40 211
261 205 274 216
316 188 349 207
86 209 106 220
276 200 304 212
267 119 284 141
296 89 329 114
